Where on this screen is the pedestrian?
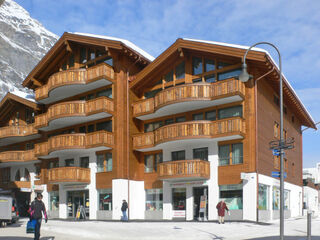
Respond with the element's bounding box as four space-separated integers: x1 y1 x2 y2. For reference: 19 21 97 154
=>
121 199 128 221
29 193 48 240
216 199 229 224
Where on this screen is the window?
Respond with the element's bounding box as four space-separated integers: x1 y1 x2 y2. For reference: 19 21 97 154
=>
144 121 163 133
144 153 163 173
219 184 243 209
218 68 241 81
284 190 290 210
205 110 216 120
48 161 59 169
69 54 75 68
165 70 173 83
175 61 185 80
88 124 94 133
274 95 280 106
258 184 268 210
164 118 174 125
25 108 34 124
80 157 89 168
172 188 186 210
96 88 112 99
205 74 215 83
98 189 112 210
192 113 203 120
193 78 202 83
96 56 113 66
218 105 242 119
24 168 30 181
0 168 10 183
172 150 185 161
205 58 215 72
96 121 112 132
193 147 208 161
80 48 87 64
144 88 161 99
192 57 203 75
26 142 34 150
273 187 280 210
218 61 232 69
96 152 112 172
79 126 86 133
274 122 279 138
146 189 163 211
49 192 59 211
219 143 243 165
15 170 20 181
175 116 186 123
65 159 74 167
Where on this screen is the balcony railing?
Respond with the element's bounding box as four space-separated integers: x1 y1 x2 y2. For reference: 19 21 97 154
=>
133 79 245 117
35 63 114 101
35 131 114 156
0 150 36 163
133 118 245 149
48 167 90 184
158 159 210 180
0 125 38 139
0 181 32 189
34 97 114 129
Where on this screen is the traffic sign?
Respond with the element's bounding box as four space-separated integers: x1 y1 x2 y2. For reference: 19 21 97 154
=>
272 149 280 156
271 171 287 178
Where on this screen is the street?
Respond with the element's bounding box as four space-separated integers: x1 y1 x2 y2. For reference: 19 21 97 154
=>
0 217 319 240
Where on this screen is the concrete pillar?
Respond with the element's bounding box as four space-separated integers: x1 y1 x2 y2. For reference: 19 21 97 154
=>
186 185 193 221
163 181 172 220
89 153 97 220
112 179 128 220
59 186 67 219
208 142 219 221
243 172 257 221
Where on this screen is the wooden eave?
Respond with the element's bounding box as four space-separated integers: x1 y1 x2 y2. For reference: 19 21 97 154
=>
22 32 151 89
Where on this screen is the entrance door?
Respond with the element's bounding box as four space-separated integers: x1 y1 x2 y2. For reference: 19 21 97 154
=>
67 190 89 218
193 187 208 220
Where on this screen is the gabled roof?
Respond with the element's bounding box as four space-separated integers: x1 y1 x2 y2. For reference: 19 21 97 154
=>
22 32 154 89
130 38 316 129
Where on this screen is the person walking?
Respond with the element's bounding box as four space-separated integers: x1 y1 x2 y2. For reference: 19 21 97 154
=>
216 199 229 224
121 199 128 221
29 193 48 240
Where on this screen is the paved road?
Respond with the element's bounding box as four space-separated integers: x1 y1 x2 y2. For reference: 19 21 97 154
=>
0 217 319 240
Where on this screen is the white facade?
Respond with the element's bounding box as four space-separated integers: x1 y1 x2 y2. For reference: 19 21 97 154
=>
303 163 320 183
303 186 319 216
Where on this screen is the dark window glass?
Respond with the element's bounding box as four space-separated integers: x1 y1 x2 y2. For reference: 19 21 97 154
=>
172 150 185 161
88 124 94 133
192 57 202 75
175 61 185 80
218 105 242 119
87 94 95 100
144 155 154 173
155 79 162 85
164 118 174 125
144 121 163 132
62 62 67 71
96 121 112 132
192 113 203 120
97 154 104 172
193 147 208 161
79 96 86 101
80 157 89 168
96 49 103 57
26 142 34 150
15 170 20 181
165 70 173 82
88 49 95 61
193 78 202 83
218 68 241 81
219 145 230 166
205 110 216 120
99 189 112 210
205 59 215 72
25 108 34 124
97 88 112 98
65 159 74 167
69 54 75 68
205 74 216 83
80 48 87 64
79 126 86 133
172 188 186 210
105 152 112 171
232 143 243 164
175 116 186 123
144 88 161 99
154 153 163 171
218 61 231 69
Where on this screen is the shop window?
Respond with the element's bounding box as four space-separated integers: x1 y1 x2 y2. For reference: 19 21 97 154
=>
24 168 30 181
172 150 185 161
258 184 269 210
144 152 162 173
172 188 186 210
80 157 89 168
205 110 216 121
98 189 112 210
146 189 163 211
218 105 242 119
96 120 112 132
192 113 203 120
192 57 203 75
96 152 112 172
65 159 74 167
219 184 243 209
273 187 280 210
218 68 241 81
219 143 243 166
15 170 20 181
96 88 112 99
49 191 59 211
193 147 208 161
284 190 290 210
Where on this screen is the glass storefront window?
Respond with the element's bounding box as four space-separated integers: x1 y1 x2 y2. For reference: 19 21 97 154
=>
146 189 163 211
273 187 280 210
49 191 59 211
172 188 186 210
99 189 112 210
219 184 243 210
258 184 268 210
284 190 290 210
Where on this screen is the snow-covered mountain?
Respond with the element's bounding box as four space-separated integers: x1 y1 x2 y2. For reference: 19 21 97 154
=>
0 0 58 100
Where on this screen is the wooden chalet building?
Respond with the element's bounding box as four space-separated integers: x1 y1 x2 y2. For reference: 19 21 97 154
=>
0 33 316 221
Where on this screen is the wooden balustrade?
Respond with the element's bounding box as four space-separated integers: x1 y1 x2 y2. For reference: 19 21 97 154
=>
0 150 36 163
158 159 210 180
0 125 38 139
34 97 113 129
133 118 245 149
133 79 245 117
35 63 114 100
48 167 90 184
35 131 114 156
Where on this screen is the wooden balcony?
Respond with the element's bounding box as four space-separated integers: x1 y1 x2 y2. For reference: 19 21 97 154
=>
0 150 36 163
34 97 114 130
133 79 245 119
158 159 210 180
35 63 114 103
133 118 245 149
0 181 32 189
35 131 114 157
0 124 39 146
48 167 90 184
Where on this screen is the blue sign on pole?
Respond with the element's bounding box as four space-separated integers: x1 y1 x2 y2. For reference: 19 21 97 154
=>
272 149 280 156
271 171 287 178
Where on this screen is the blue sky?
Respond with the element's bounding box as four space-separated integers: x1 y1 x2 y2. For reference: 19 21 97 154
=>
16 0 320 168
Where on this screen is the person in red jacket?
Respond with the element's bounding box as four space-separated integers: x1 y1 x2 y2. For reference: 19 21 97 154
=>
216 199 229 224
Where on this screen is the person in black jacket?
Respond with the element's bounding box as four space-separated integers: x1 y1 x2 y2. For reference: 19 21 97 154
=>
121 199 128 221
30 193 48 240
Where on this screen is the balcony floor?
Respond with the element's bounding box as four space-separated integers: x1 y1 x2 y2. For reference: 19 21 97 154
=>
0 134 41 147
39 146 111 159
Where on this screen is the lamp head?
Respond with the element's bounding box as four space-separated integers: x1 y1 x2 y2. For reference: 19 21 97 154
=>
239 63 252 83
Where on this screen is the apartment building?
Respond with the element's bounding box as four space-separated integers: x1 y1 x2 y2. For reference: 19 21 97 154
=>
0 33 316 222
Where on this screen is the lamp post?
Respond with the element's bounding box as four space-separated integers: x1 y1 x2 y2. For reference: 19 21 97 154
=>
239 42 285 240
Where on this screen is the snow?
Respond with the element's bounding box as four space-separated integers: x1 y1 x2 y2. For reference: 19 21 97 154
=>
72 32 155 62
183 38 315 125
11 89 36 102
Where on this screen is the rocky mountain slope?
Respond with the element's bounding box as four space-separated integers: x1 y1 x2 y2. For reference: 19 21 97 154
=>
0 0 58 100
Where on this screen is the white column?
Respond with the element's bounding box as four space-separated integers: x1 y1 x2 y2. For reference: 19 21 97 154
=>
112 179 128 220
129 180 145 219
208 142 219 220
89 153 97 220
243 172 257 221
163 181 172 220
59 186 67 219
186 185 193 221
269 184 273 220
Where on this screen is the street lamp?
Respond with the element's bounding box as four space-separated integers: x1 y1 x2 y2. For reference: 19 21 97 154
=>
239 42 286 240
